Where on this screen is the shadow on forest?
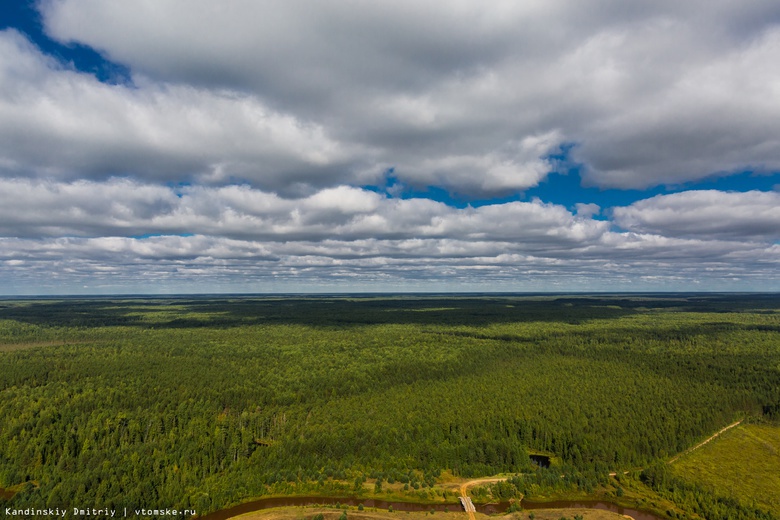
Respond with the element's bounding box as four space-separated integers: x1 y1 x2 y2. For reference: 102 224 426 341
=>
0 294 777 331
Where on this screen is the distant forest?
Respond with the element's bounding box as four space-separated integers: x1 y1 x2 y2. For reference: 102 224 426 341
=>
1 294 778 516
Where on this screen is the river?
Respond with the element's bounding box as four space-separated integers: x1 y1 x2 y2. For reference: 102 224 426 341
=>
198 495 664 520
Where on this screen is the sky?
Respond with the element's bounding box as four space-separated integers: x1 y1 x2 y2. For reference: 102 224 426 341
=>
0 1 779 295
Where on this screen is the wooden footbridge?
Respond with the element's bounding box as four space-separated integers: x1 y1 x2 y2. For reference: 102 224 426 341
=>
459 478 508 520
458 495 476 515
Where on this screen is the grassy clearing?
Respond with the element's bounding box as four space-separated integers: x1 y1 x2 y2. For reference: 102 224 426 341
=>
671 423 780 515
507 511 625 520
233 506 625 520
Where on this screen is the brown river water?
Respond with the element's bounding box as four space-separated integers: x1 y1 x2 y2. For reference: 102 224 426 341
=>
0 487 662 520
198 496 663 520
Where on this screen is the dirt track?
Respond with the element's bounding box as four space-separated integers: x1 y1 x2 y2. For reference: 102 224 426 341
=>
458 477 508 520
668 420 743 463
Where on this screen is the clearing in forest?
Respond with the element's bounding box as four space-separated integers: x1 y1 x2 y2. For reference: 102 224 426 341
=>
670 423 780 516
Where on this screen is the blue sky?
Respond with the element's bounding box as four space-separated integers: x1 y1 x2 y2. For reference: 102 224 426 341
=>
0 1 779 294
1 0 130 83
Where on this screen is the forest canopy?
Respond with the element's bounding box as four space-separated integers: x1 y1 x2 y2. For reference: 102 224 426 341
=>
0 294 778 516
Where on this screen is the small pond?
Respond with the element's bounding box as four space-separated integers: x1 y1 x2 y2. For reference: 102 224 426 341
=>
528 455 550 468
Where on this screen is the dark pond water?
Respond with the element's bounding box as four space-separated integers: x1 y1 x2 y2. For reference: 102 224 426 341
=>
199 495 664 520
528 455 550 468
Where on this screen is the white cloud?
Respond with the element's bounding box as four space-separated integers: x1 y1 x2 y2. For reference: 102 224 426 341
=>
2 2 780 292
0 30 360 193
576 26 780 188
395 132 562 194
0 178 606 244
32 0 780 192
613 190 780 240
2 178 779 293
2 232 778 295
575 203 600 218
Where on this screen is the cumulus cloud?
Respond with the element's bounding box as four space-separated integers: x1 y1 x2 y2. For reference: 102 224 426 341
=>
0 30 361 193
2 2 780 293
575 203 601 218
576 26 780 188
613 190 780 240
1 177 779 293
0 178 606 244
396 132 563 194
2 232 778 294
32 0 780 192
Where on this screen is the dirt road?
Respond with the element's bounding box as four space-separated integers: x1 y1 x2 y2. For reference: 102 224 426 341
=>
458 477 508 520
458 477 508 497
668 420 743 464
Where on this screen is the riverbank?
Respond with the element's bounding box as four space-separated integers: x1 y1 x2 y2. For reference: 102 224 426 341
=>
196 493 664 520
227 505 630 520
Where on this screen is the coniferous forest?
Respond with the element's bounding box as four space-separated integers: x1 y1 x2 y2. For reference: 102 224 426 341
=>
0 294 778 518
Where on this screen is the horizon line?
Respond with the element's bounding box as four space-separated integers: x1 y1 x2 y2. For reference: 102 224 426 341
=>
2 290 778 300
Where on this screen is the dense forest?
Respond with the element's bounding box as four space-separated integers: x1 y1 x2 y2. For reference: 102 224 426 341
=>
0 294 778 517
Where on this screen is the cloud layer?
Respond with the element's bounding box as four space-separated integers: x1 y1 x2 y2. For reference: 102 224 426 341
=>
33 0 780 192
613 190 780 240
0 30 358 193
1 2 779 293
1 179 778 293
